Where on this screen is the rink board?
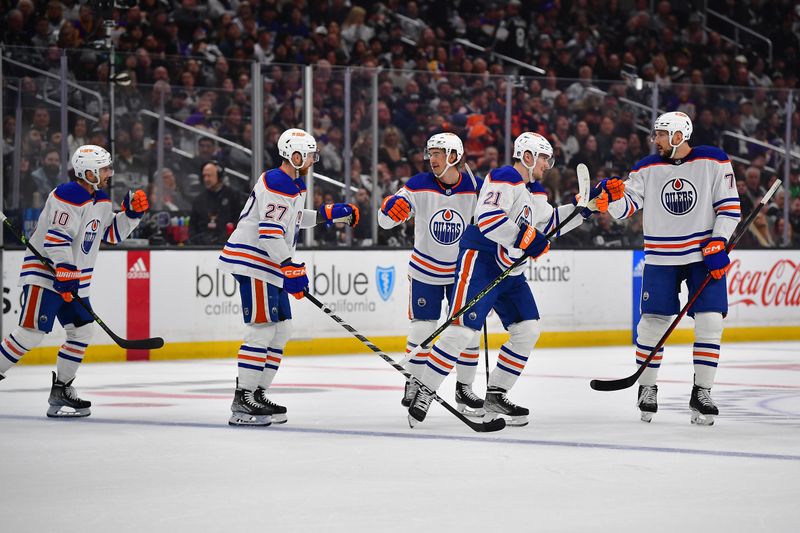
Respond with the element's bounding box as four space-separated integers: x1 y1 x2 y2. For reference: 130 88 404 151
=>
2 248 799 364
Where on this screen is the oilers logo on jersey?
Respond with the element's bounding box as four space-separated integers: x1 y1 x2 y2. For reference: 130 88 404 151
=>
82 219 100 254
514 205 533 227
661 178 697 215
429 209 465 245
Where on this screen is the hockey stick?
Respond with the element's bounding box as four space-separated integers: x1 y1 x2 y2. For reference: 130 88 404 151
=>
405 163 592 361
590 179 782 392
483 322 489 387
303 289 506 432
0 211 165 350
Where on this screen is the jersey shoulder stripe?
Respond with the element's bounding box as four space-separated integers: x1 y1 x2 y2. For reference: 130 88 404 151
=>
488 166 523 185
263 168 303 198
404 172 479 195
527 180 547 195
53 182 93 206
686 145 729 163
631 154 666 172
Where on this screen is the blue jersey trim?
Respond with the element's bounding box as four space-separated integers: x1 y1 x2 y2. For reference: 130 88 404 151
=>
643 230 712 241
412 247 456 266
488 166 523 184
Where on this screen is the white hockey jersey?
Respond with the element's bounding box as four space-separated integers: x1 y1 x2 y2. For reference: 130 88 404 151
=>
378 171 481 285
218 168 317 287
460 165 584 275
608 146 740 266
19 181 142 297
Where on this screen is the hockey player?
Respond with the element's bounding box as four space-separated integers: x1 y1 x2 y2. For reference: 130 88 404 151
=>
407 133 617 427
607 112 740 426
219 128 359 426
378 133 484 416
0 145 149 417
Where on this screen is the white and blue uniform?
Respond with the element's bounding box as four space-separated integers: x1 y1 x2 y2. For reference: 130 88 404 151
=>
379 171 483 378
0 181 141 378
218 168 317 387
608 146 740 384
419 165 584 392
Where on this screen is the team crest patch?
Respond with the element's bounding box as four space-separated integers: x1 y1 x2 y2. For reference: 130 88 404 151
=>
429 209 465 245
82 219 101 254
515 205 533 226
376 266 395 301
643 291 650 301
660 178 697 215
417 297 426 307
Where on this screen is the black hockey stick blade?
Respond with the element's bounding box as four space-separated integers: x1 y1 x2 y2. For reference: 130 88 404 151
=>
303 290 505 433
589 179 782 392
589 374 638 392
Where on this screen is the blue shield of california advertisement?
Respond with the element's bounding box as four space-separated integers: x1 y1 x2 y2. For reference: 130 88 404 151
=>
375 266 395 302
632 250 646 344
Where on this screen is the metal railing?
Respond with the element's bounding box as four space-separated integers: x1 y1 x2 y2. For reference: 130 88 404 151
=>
703 8 773 65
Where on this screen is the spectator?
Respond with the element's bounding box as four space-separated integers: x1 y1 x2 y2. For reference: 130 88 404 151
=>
31 147 62 198
189 161 245 245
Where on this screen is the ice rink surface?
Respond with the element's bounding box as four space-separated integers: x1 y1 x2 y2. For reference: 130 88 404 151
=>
1 341 799 533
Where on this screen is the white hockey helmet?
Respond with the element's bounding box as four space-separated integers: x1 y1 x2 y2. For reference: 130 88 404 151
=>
425 132 464 178
278 128 319 169
513 132 554 170
71 144 113 190
650 111 692 148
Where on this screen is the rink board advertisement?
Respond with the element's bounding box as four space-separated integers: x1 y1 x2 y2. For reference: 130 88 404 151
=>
2 249 799 363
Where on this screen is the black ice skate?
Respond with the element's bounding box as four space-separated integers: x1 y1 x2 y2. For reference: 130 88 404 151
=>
690 385 718 426
484 387 528 426
407 381 433 428
255 387 287 424
455 382 485 417
229 381 272 426
401 378 418 407
47 371 91 418
637 384 658 423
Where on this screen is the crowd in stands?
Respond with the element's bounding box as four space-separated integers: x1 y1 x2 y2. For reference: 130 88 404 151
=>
2 0 799 248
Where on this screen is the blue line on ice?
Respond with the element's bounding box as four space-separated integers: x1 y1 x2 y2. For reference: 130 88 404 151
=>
2 414 798 462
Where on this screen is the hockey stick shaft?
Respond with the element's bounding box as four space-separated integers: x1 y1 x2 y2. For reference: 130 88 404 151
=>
483 322 489 387
303 290 505 432
0 211 165 350
590 179 782 392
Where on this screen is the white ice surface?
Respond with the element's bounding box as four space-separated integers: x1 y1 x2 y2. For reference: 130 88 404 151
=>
1 342 799 533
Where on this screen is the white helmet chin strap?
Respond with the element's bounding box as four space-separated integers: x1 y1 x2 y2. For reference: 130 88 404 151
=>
668 132 684 159
83 169 102 190
433 148 456 179
521 150 536 181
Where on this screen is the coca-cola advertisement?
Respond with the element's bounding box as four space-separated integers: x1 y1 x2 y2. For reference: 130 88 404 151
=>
726 251 800 327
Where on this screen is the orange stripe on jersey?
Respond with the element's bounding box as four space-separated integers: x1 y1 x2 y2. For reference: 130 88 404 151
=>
411 254 456 273
716 205 740 211
222 248 280 268
53 192 92 207
644 238 705 249
61 345 85 355
23 286 41 329
478 214 505 228
253 281 267 323
459 352 479 359
266 355 282 363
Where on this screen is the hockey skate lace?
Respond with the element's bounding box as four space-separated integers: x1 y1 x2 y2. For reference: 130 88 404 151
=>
696 388 714 407
498 394 517 409
460 384 481 402
64 385 80 401
639 386 657 405
243 390 262 408
416 387 434 410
